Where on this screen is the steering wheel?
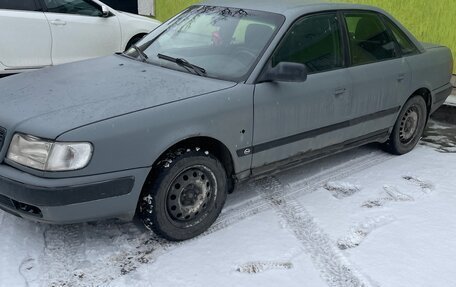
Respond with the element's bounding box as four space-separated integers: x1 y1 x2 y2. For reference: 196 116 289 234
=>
233 48 257 64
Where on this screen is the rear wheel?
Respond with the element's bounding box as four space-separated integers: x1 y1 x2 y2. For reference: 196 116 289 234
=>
384 96 427 155
139 149 228 241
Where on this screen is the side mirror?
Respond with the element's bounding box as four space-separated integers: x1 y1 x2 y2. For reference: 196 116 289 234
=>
101 5 110 17
259 62 308 83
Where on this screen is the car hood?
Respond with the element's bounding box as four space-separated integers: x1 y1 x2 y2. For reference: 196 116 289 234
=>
120 11 161 24
0 55 236 139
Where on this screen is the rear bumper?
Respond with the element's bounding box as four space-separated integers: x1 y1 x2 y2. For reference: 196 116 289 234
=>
0 164 150 224
431 83 453 114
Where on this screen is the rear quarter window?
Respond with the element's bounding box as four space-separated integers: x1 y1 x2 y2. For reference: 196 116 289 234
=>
383 16 420 56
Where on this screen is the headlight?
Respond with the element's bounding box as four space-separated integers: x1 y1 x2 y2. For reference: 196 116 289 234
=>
7 134 93 171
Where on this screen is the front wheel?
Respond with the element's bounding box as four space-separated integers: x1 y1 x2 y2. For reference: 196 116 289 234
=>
125 34 145 51
139 149 228 241
384 96 427 155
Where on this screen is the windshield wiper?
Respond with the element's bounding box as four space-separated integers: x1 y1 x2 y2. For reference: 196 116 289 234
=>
131 44 149 62
158 53 206 76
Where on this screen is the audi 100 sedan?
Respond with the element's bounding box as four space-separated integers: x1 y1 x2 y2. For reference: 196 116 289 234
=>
0 0 453 241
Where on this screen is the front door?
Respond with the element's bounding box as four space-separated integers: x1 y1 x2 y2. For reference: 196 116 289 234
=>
42 0 121 65
251 13 353 169
0 0 52 69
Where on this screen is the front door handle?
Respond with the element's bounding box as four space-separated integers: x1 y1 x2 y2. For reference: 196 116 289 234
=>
50 19 67 26
334 88 347 96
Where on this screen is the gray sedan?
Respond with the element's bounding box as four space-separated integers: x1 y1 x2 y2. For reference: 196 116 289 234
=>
0 0 453 241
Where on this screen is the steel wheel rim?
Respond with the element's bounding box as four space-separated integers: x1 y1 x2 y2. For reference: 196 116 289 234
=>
399 106 420 143
166 165 217 223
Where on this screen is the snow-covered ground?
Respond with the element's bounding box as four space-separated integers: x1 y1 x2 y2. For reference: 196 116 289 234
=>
1 119 455 287
446 95 456 106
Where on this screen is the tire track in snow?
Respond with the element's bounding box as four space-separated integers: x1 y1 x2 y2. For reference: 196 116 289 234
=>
42 224 88 287
215 150 393 229
36 149 392 286
256 176 372 287
39 221 171 287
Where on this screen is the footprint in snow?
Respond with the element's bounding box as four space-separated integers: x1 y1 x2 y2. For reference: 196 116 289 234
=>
19 257 38 286
402 175 434 193
383 185 414 202
362 185 414 208
324 181 361 199
337 215 396 250
236 261 293 274
361 199 384 208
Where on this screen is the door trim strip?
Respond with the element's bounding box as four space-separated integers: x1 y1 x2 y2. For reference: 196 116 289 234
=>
237 106 400 157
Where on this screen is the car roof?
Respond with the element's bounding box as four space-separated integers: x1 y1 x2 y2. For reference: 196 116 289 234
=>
199 0 383 16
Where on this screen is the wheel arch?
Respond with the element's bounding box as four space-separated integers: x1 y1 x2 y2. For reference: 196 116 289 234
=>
144 136 237 194
411 87 432 116
125 33 148 51
385 87 431 147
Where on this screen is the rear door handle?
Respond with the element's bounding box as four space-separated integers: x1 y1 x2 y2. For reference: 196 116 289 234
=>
334 88 347 96
397 73 406 82
50 19 67 26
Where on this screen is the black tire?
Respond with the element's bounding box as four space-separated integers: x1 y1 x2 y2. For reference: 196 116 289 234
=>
384 96 428 155
139 148 228 241
125 34 145 51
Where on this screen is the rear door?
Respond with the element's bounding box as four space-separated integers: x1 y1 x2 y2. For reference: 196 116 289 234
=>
342 11 411 136
0 0 52 70
251 13 354 170
41 0 121 65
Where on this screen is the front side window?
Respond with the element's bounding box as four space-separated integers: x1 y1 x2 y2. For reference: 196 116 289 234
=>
272 13 343 73
126 6 285 82
43 0 102 17
344 12 397 65
0 0 39 11
383 17 419 56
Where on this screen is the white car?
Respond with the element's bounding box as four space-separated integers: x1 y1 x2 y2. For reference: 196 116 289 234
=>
0 0 161 74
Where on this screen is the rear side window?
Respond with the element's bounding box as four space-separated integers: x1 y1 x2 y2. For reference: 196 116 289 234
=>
0 0 39 11
383 17 419 56
344 12 397 65
272 13 343 73
43 0 103 17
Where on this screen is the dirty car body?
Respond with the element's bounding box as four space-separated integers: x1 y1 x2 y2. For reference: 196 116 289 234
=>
0 0 452 240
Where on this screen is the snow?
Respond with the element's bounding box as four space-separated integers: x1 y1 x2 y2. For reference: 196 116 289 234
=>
324 181 362 199
446 95 456 106
1 120 456 287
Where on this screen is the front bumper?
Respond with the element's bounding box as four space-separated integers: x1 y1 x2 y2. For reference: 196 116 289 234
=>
0 164 150 224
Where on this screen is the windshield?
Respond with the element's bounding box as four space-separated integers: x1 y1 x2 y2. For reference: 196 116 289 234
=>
125 6 285 82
